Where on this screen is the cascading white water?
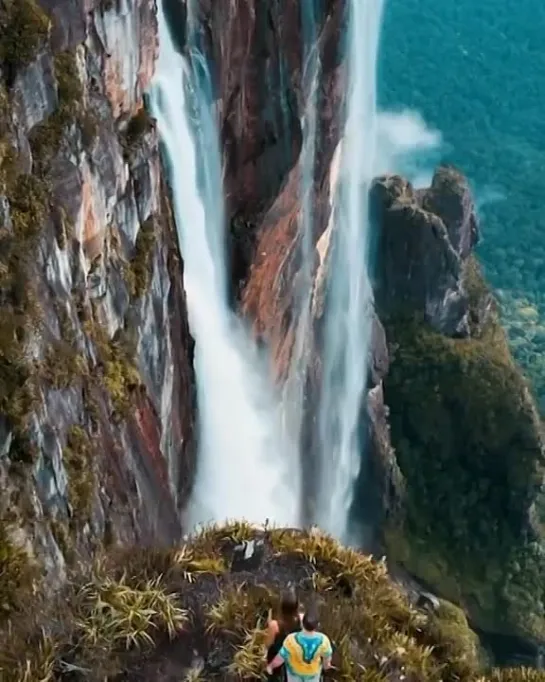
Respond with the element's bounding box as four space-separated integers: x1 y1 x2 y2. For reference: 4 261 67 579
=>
148 1 299 528
316 0 385 540
282 3 321 469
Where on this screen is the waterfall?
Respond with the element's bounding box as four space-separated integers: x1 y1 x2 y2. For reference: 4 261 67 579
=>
148 1 300 528
316 0 385 540
282 2 321 483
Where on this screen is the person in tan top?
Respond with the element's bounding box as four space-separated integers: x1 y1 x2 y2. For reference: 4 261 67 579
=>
265 588 302 679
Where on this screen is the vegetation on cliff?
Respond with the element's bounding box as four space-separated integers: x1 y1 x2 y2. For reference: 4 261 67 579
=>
1 522 544 681
126 216 157 298
0 0 50 82
29 50 84 173
383 257 545 643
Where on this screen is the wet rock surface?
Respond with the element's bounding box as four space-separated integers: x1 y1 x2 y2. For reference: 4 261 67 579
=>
0 0 195 600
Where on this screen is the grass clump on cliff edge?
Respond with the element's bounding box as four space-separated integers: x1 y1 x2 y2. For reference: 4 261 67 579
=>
0 0 50 82
382 258 545 643
2 523 531 682
126 216 156 298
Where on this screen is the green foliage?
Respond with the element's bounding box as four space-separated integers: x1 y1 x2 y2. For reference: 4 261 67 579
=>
83 321 142 417
123 107 153 151
426 600 485 675
54 51 82 104
63 425 95 525
126 217 156 298
8 173 49 239
383 305 545 640
103 342 141 415
42 340 87 389
0 519 40 620
48 517 75 565
0 171 49 444
0 0 50 79
0 565 185 681
0 135 16 191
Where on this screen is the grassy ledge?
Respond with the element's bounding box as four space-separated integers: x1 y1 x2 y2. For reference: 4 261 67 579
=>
0 522 543 681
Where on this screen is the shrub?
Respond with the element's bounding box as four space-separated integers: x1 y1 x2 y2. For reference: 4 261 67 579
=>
0 0 50 82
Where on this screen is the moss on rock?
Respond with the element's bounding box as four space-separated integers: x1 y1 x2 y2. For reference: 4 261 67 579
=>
63 425 95 526
0 170 49 448
382 259 545 642
83 320 142 417
0 518 40 621
126 216 156 298
42 340 88 390
0 0 50 82
123 106 153 152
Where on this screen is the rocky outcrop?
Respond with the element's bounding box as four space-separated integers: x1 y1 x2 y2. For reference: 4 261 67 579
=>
373 168 545 646
371 168 479 337
0 0 195 613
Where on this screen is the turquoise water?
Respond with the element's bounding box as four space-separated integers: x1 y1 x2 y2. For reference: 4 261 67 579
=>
379 0 545 408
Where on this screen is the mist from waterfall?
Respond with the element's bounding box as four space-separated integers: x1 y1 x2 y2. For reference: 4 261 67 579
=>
316 0 385 540
282 3 321 472
149 1 299 528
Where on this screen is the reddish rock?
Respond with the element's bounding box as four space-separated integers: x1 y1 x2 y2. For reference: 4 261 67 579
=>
197 0 345 220
195 0 347 379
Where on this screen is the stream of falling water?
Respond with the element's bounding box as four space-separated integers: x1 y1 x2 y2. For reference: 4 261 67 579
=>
282 2 321 478
316 0 385 541
149 1 299 528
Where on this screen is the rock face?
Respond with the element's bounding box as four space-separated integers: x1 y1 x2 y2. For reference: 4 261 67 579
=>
192 0 346 352
371 169 479 337
0 0 196 608
373 169 545 646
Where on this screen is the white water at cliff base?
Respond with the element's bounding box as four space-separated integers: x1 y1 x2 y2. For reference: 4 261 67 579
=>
316 0 385 542
148 2 299 528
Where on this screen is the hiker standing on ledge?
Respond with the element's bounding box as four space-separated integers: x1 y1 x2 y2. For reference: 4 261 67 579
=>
266 607 332 682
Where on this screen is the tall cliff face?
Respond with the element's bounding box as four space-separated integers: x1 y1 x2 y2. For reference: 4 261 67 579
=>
0 0 196 607
372 169 545 647
192 0 345 369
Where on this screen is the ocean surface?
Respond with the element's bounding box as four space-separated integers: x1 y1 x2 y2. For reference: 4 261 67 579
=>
379 0 545 408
